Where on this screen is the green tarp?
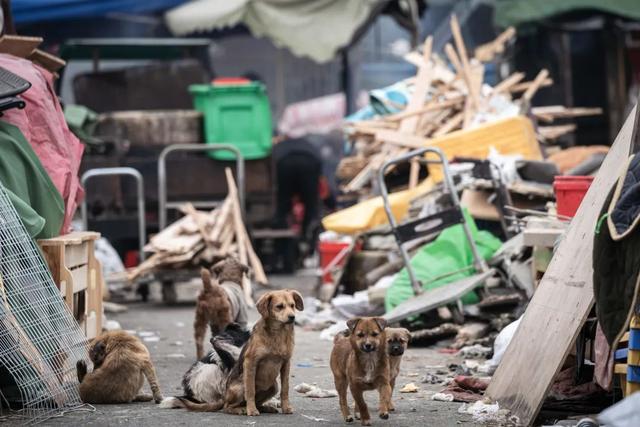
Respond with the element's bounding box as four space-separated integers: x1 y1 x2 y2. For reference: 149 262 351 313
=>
495 0 640 27
385 211 502 312
0 121 64 238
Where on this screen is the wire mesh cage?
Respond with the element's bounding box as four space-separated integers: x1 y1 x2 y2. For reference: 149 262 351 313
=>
0 182 89 423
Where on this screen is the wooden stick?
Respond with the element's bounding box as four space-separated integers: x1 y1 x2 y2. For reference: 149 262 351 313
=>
493 72 525 94
209 196 232 242
182 203 215 247
225 168 254 306
450 14 479 109
433 112 464 137
385 95 464 122
510 77 553 93
521 69 550 102
444 43 463 77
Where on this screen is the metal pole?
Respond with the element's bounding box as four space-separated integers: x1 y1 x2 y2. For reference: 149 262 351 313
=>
81 167 146 261
158 144 245 230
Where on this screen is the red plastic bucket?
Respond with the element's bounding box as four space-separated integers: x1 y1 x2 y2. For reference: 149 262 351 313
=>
319 241 350 284
553 176 594 217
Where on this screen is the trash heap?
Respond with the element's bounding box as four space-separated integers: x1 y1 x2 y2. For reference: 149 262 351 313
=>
127 168 267 301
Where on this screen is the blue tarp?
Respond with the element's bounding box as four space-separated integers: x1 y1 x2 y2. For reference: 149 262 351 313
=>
13 0 189 24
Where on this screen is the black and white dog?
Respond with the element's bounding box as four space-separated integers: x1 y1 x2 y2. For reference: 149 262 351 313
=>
159 323 250 410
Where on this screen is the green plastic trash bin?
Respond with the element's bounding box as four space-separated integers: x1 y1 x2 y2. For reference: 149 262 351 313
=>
189 82 272 161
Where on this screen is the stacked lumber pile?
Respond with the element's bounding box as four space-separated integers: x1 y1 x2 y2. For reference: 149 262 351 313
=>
127 168 266 304
338 16 601 193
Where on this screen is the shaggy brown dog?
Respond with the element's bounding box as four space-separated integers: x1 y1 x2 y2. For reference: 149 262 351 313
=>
385 327 410 406
223 289 303 416
330 317 391 426
194 257 250 359
76 331 163 404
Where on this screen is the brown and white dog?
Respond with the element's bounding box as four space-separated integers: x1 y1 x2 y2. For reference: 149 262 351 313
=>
223 289 304 416
194 257 250 359
330 317 392 426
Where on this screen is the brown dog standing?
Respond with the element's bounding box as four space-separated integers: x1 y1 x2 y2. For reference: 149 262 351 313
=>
194 257 250 359
385 327 410 409
223 289 303 416
330 317 392 426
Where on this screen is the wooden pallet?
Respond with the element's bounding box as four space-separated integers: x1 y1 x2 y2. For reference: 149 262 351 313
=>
39 232 103 339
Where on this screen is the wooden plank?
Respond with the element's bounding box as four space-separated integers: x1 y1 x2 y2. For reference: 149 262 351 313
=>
29 49 66 72
70 265 89 293
64 242 89 269
0 35 42 58
38 231 100 246
384 270 494 324
486 106 637 426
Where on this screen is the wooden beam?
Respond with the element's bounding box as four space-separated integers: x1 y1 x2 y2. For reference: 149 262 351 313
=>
486 106 637 426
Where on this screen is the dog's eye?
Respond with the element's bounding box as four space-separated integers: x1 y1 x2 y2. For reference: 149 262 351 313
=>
276 304 285 310
290 303 295 308
357 332 365 338
371 332 379 337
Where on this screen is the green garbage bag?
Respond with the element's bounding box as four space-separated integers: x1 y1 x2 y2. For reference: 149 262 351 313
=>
385 210 502 312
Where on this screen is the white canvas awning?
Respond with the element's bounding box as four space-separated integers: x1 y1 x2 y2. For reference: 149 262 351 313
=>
165 0 383 63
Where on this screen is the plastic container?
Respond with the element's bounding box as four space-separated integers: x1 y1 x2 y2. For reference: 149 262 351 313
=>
319 241 351 284
189 81 272 161
553 176 594 217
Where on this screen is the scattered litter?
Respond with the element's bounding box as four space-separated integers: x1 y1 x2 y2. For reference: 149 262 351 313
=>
137 331 155 337
421 373 442 384
294 383 337 398
457 400 514 424
103 319 121 331
301 414 329 422
296 362 314 368
319 321 347 341
143 336 160 343
463 360 480 371
102 301 128 313
175 321 185 327
458 344 492 359
431 393 454 402
399 383 419 393
166 353 185 358
405 372 420 378
125 330 137 335
172 341 183 346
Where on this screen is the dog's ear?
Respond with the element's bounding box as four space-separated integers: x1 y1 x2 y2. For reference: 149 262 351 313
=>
255 292 273 318
346 317 361 332
288 290 304 311
400 328 411 342
373 317 387 332
212 259 226 276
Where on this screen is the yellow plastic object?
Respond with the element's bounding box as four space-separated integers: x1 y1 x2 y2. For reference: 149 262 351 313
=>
427 115 542 182
322 179 434 235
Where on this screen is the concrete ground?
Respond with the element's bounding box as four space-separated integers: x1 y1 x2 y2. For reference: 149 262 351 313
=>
46 274 480 427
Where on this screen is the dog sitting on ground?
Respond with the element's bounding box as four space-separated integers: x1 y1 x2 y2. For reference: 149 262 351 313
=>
331 317 392 426
385 327 410 406
76 331 163 404
159 323 250 410
223 289 304 416
194 257 250 359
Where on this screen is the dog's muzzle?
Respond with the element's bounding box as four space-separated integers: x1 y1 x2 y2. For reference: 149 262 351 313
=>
286 315 296 324
361 344 376 353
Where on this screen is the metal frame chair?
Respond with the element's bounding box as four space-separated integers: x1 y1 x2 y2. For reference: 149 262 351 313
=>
378 147 492 323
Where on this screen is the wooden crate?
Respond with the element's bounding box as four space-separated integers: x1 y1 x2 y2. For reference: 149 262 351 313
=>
38 232 104 339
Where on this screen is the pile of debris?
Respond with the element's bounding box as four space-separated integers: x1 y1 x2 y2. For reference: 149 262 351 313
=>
127 168 267 300
337 16 601 194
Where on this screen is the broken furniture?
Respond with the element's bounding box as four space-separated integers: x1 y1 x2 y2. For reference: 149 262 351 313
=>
614 312 640 397
379 147 494 323
38 232 104 339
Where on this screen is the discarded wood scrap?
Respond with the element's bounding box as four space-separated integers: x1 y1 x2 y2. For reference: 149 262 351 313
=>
338 15 599 194
486 106 637 426
127 168 268 300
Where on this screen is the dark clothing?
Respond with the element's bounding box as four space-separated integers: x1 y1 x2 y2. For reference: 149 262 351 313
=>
273 138 322 243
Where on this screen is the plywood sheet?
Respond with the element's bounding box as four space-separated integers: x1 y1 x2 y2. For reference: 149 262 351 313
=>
486 107 636 426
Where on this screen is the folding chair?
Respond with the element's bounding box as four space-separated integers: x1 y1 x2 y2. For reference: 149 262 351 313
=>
378 147 495 323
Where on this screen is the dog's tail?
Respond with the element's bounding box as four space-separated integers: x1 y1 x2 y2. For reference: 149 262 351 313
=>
201 268 216 293
159 396 223 412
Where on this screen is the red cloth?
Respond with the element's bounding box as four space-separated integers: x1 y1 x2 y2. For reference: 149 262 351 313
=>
440 375 490 402
0 54 84 233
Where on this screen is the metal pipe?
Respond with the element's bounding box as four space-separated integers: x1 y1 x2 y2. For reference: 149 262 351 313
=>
158 144 245 230
81 167 146 261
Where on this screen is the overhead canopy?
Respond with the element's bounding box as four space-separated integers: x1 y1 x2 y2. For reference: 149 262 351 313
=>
12 0 189 24
495 0 640 27
165 0 386 63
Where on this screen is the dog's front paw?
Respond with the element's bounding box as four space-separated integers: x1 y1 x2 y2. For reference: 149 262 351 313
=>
345 415 354 423
361 419 372 426
281 405 294 414
379 411 389 420
247 407 260 416
388 403 395 412
153 394 164 404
